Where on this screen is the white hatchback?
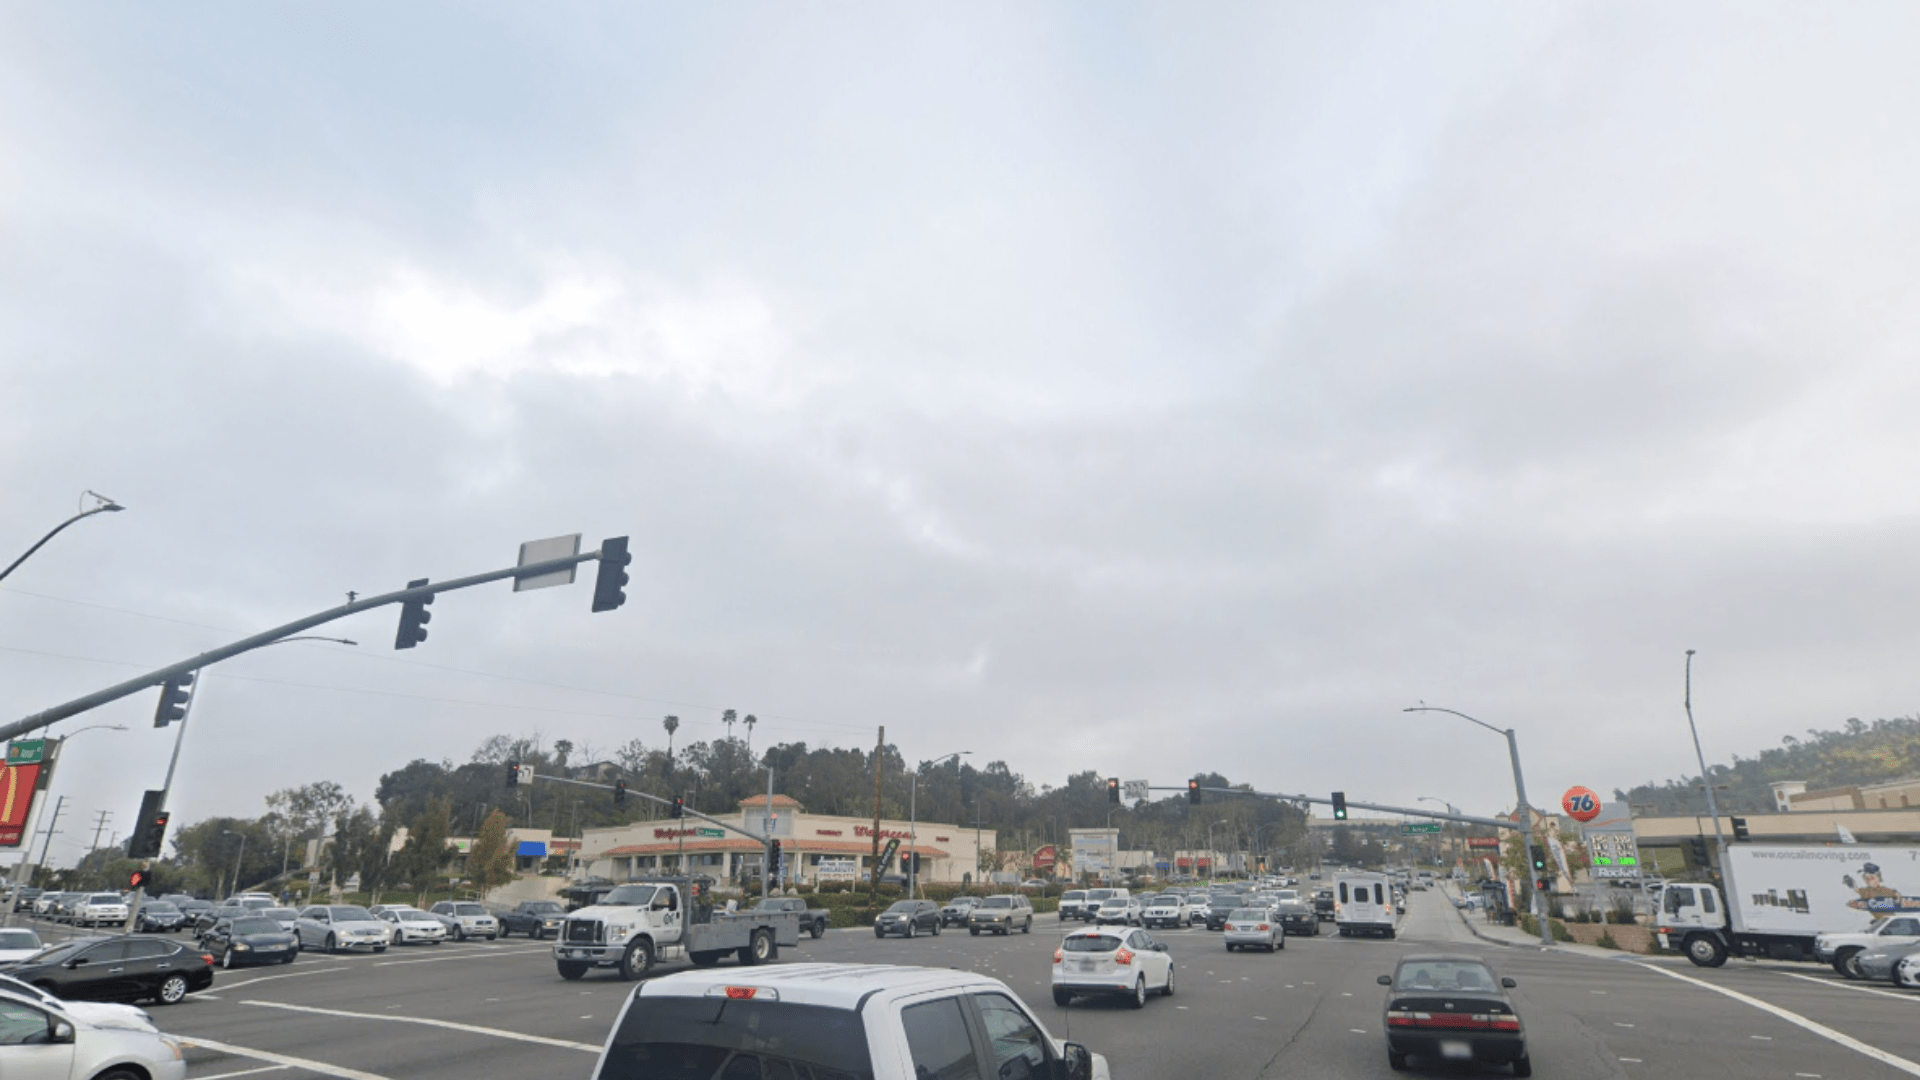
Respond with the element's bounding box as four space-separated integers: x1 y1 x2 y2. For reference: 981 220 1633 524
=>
1052 925 1176 1009
0 986 186 1080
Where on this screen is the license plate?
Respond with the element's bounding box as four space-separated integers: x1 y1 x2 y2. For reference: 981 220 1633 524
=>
1440 1040 1473 1060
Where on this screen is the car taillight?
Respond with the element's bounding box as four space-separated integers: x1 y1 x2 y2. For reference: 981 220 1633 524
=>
1053 949 1063 963
1115 948 1134 965
201 954 215 965
1257 924 1270 931
1386 1010 1424 1027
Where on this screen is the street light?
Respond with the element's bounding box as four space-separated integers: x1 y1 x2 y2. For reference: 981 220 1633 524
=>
0 492 124 585
1682 650 1728 876
908 751 969 898
1405 705 1552 947
222 829 249 899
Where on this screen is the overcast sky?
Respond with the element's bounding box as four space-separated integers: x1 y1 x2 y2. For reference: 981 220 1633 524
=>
6 4 1920 865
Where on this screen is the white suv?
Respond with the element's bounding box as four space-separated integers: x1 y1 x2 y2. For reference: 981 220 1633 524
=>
1816 915 1920 979
430 901 500 941
1141 894 1191 929
75 893 130 929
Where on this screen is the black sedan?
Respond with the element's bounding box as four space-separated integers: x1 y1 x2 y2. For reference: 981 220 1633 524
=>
1 935 215 1006
134 901 188 933
873 899 942 938
201 916 299 968
1276 900 1319 936
1378 955 1529 1076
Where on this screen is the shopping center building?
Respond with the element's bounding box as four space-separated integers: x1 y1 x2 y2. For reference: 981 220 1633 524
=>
578 794 995 888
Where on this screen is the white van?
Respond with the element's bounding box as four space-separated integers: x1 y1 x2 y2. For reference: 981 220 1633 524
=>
1334 872 1396 938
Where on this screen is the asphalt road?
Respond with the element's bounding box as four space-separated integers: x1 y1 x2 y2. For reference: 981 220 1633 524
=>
25 891 1920 1080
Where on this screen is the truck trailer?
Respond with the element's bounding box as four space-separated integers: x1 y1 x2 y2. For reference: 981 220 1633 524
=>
1656 843 1920 967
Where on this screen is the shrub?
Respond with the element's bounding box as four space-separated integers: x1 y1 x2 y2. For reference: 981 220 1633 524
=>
1596 930 1620 950
1607 894 1638 925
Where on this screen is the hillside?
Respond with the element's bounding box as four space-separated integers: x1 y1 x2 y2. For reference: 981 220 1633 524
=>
1616 714 1920 814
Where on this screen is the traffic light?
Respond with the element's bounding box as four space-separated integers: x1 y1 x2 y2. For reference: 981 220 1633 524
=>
591 536 632 613
128 869 147 891
505 760 521 788
1535 876 1551 892
1529 844 1548 873
1687 836 1710 865
1731 816 1750 842
671 796 685 819
614 780 628 806
127 789 170 859
1107 778 1120 803
1187 779 1202 804
153 672 194 728
394 579 433 649
769 840 783 880
1331 792 1348 820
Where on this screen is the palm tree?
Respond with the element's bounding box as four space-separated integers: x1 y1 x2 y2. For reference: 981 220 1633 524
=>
662 715 680 778
744 713 757 759
722 708 738 743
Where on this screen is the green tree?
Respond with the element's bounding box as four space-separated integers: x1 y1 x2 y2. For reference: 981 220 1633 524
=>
467 809 516 896
397 796 453 901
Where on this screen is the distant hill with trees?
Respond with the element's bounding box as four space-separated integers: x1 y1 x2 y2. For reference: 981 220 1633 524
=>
1616 713 1920 815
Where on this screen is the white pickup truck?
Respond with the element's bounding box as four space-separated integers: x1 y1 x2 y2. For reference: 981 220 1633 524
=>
554 878 801 981
588 963 1110 1080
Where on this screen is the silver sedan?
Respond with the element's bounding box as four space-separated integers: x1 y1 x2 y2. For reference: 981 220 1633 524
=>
1223 908 1285 952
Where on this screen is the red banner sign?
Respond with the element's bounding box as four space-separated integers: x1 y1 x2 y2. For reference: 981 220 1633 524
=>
1033 845 1057 869
1466 837 1502 850
0 763 43 847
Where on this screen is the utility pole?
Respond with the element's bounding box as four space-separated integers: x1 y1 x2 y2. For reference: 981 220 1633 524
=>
869 726 885 905
1684 650 1728 878
88 810 111 855
33 796 66 882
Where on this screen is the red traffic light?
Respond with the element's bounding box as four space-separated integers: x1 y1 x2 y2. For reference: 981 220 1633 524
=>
129 869 147 890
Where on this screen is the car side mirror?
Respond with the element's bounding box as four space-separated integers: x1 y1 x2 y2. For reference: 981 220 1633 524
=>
1501 977 1517 988
1376 975 1392 985
1056 1041 1094 1080
50 1021 75 1044
68 957 87 968
1153 943 1167 952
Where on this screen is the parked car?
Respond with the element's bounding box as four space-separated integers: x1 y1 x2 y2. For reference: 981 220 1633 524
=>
201 916 299 969
1379 955 1529 1076
939 896 981 928
1091 896 1142 927
1057 890 1090 921
0 928 42 962
258 906 301 933
192 904 251 936
1052 924 1175 1008
377 907 450 945
967 894 1034 936
294 905 391 953
1852 939 1920 984
428 901 499 941
1075 888 1118 922
590 964 1110 1080
1 935 215 1005
1224 907 1284 952
498 900 568 940
749 897 831 940
133 902 188 934
874 899 942 938
72 894 130 930
0 982 187 1080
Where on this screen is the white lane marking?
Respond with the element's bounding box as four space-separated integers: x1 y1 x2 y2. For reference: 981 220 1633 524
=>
176 1036 391 1080
238 1000 600 1052
1782 971 1920 1004
1620 1057 1643 1063
1175 1006 1189 1010
1340 992 1353 997
1796 1073 1824 1078
1254 1016 1268 1021
1615 1022 1635 1028
1349 1028 1366 1034
1636 963 1920 1077
1752 1035 1773 1041
190 1065 291 1080
216 965 353 990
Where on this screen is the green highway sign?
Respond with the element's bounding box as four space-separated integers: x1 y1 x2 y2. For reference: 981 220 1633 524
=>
696 828 724 838
1401 822 1442 834
5 740 45 766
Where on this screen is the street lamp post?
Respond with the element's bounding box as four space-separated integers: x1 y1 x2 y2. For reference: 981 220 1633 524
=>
222 829 248 898
0 492 124 585
909 752 969 899
1405 705 1553 947
1683 650 1728 877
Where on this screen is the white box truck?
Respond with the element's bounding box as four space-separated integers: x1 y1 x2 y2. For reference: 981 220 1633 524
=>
1334 871 1397 938
1655 843 1920 967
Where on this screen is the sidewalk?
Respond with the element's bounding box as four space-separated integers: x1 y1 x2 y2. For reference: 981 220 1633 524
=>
1435 881 1630 961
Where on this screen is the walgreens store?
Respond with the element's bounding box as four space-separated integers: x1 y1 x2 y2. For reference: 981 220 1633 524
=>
578 794 995 888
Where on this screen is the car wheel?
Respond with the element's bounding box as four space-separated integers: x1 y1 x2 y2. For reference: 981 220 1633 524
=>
280 951 295 965
1512 1055 1533 1078
487 934 497 941
455 926 467 942
1053 989 1071 1007
1023 917 1032 934
1226 943 1236 952
557 961 589 981
931 920 942 936
1162 965 1176 997
1130 976 1147 1009
810 921 825 940
90 1069 144 1080
1278 935 1285 950
619 939 653 980
156 974 190 1005
374 945 387 953
875 928 886 938
325 933 338 954
906 921 916 938
1387 1050 1408 1071
222 947 236 969
1685 934 1728 969
969 927 979 936
745 928 775 965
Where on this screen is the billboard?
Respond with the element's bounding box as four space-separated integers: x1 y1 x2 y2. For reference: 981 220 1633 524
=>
0 760 44 848
816 857 858 881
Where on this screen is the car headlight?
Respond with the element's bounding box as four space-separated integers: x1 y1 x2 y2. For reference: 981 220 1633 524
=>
608 927 629 941
234 942 252 951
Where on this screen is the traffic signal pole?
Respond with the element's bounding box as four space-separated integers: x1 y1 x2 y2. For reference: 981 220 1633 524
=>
0 546 613 743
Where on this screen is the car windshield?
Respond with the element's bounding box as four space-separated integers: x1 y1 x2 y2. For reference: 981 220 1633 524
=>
400 910 438 922
145 902 181 913
602 885 658 906
454 903 487 915
1099 899 1126 909
1063 934 1124 953
1395 960 1498 992
602 996 874 1080
88 894 122 903
1086 890 1114 902
232 917 282 934
525 902 562 913
329 906 375 921
1149 895 1179 905
0 930 39 949
981 897 1011 908
885 901 919 913
1230 908 1266 920
1063 891 1086 901
262 907 297 919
